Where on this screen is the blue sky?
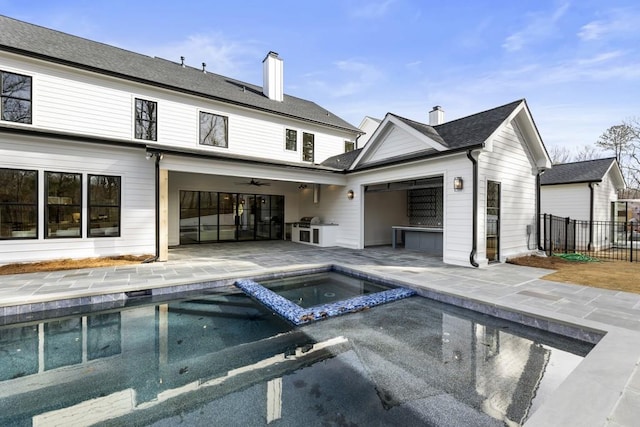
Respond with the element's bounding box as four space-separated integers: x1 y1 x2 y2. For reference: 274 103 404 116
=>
1 0 638 153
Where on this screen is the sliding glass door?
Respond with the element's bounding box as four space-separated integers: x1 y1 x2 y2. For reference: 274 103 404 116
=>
218 193 236 241
179 191 284 244
237 194 255 241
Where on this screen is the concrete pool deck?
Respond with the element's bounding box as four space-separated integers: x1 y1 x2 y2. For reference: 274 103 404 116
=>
0 241 638 426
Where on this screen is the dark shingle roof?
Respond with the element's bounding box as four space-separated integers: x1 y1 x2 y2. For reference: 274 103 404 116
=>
433 99 523 149
541 157 617 185
320 148 363 169
389 114 446 146
0 15 359 133
345 100 524 171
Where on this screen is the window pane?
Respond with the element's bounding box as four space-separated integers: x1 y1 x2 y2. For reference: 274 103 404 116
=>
48 206 81 237
0 169 37 239
89 207 120 237
286 129 297 151
46 172 82 238
1 72 31 98
89 175 120 206
89 175 121 238
134 98 157 141
199 112 228 147
1 72 32 124
1 205 37 238
0 169 37 204
303 132 314 162
2 98 31 123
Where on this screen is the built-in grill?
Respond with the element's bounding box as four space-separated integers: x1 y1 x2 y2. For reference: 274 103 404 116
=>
296 216 320 229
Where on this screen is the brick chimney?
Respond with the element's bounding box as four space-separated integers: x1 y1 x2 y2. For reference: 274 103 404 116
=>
263 51 283 102
429 105 444 125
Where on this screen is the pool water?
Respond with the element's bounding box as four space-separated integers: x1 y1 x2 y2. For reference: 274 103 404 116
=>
263 272 393 308
0 286 592 426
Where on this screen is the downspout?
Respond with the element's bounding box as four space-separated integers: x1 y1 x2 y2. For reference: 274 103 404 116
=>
467 150 479 267
588 182 594 251
536 170 543 250
155 153 163 260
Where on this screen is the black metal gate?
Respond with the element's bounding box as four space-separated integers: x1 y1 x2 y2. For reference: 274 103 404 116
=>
539 214 639 262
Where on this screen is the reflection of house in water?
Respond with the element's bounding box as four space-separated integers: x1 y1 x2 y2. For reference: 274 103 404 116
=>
329 302 558 426
0 292 315 425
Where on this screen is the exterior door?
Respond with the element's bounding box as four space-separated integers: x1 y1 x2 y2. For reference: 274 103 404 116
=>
486 181 500 262
237 194 255 241
218 192 237 241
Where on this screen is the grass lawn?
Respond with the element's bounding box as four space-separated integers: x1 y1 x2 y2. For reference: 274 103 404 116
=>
0 255 152 275
508 254 640 294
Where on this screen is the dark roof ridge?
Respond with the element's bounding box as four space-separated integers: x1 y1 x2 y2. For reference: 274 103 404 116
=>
0 14 156 60
552 157 616 166
433 99 524 129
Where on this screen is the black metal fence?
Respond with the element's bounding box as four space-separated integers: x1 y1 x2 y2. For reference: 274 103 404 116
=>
539 214 640 262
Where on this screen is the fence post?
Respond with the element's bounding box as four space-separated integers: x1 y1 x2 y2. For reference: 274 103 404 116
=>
547 214 552 255
564 217 570 253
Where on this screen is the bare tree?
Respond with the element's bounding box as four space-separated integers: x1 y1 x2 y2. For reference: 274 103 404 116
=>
548 146 573 164
574 144 602 162
595 124 634 163
622 117 640 189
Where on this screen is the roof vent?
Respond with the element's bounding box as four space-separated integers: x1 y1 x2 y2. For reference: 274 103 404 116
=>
429 105 444 126
202 62 207 73
263 51 284 102
180 56 185 67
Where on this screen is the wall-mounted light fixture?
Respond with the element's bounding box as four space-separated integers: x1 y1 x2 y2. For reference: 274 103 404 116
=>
145 152 164 160
453 177 463 191
347 189 355 200
298 184 307 190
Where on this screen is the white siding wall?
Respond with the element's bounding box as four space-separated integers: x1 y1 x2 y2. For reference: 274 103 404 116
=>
297 184 346 226
541 184 590 220
594 172 617 222
357 117 381 147
1 54 356 165
0 135 155 264
360 127 434 166
478 122 538 263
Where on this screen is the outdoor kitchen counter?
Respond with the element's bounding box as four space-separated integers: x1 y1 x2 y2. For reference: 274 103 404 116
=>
391 226 443 254
292 223 339 247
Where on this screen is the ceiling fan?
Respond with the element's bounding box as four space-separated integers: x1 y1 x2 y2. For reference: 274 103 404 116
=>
235 178 271 186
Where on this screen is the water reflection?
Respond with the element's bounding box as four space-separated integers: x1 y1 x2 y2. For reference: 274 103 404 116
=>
0 291 591 426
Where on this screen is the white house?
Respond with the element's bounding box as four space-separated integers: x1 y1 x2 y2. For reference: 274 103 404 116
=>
540 157 626 250
0 15 551 268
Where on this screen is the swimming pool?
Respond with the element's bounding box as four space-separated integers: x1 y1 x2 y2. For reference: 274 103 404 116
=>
0 279 592 426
